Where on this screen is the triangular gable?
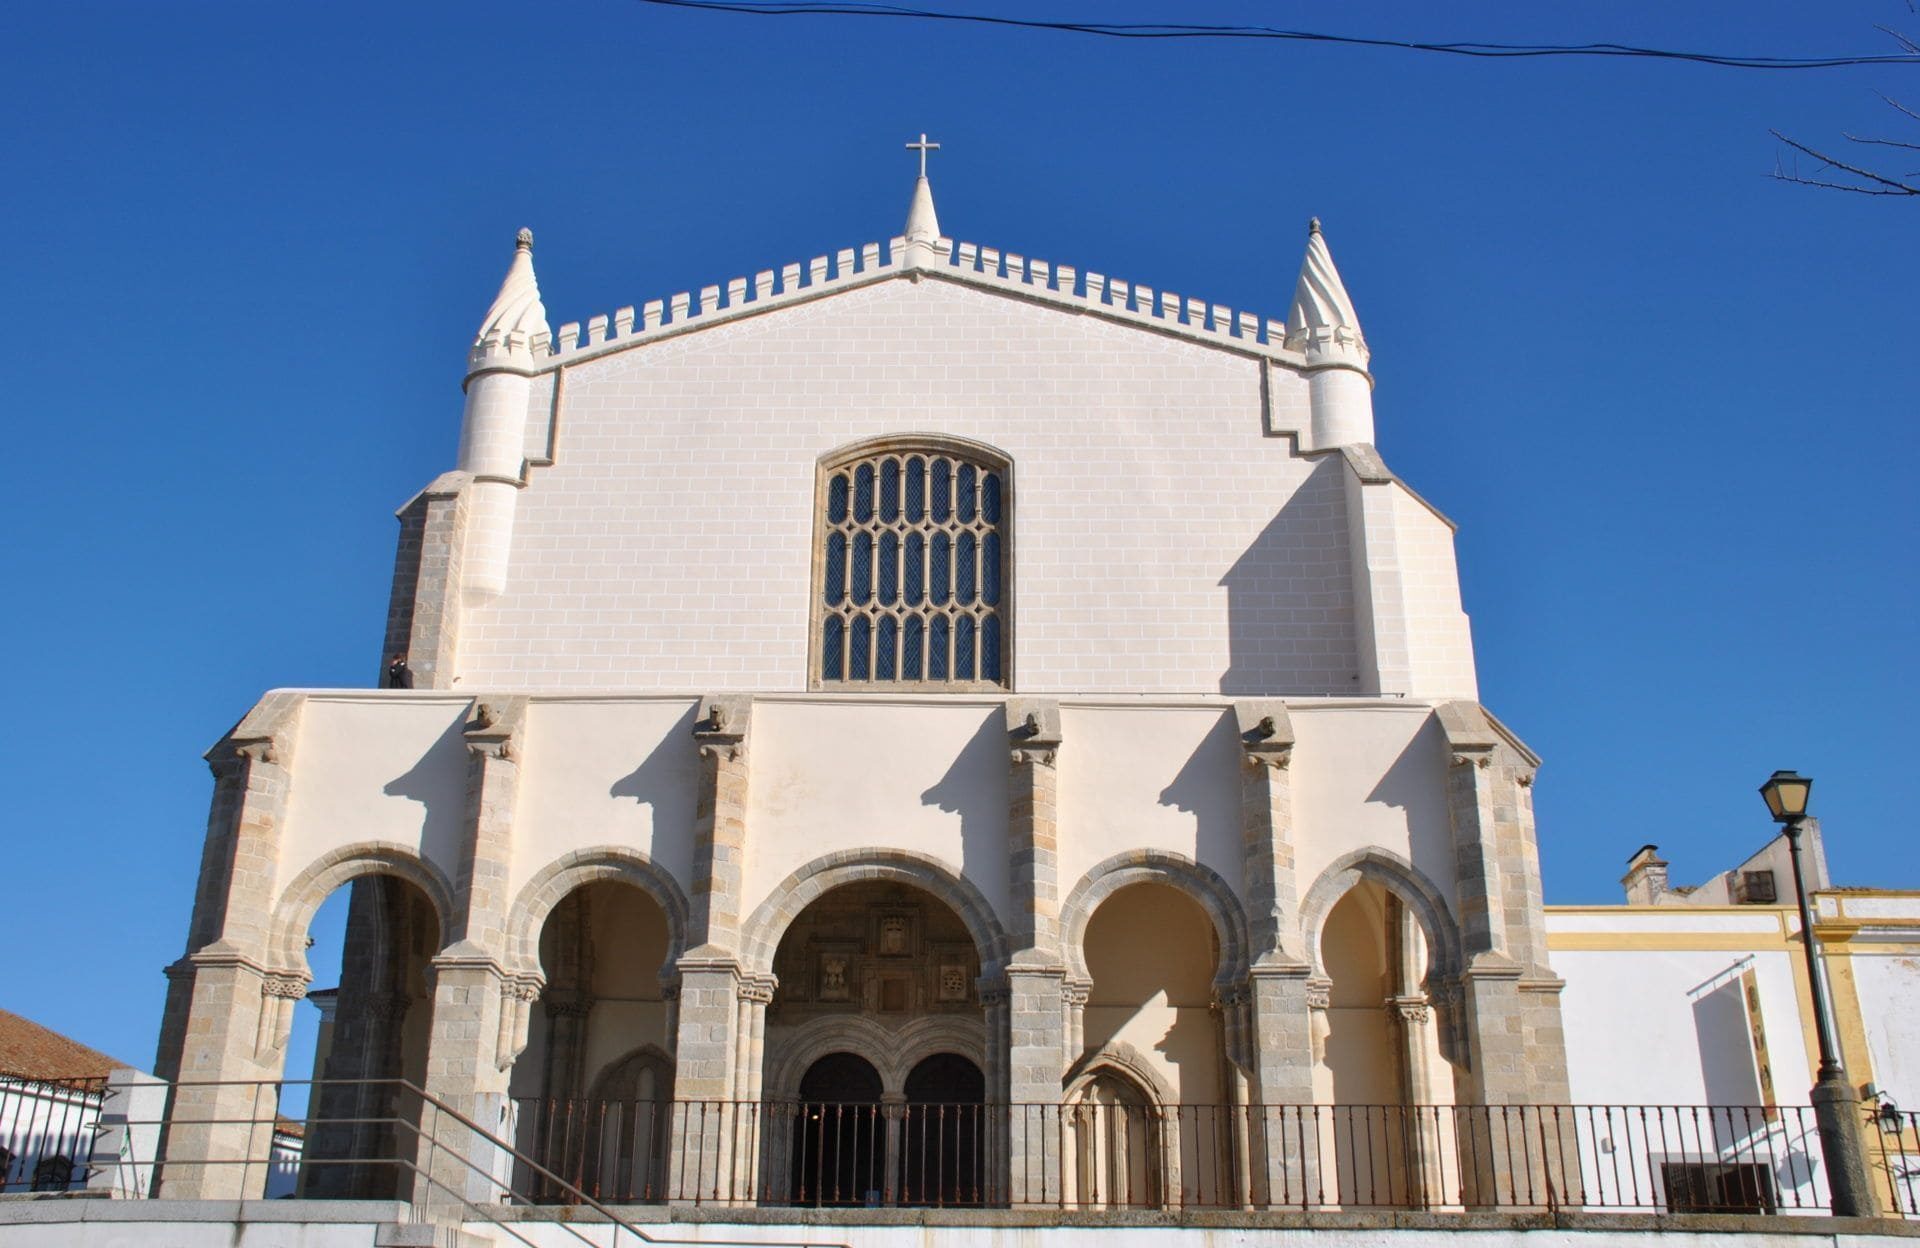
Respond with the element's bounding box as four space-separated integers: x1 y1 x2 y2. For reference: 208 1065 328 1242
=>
533 234 1309 374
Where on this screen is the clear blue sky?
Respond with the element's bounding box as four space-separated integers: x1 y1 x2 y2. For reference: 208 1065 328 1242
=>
3 2 1915 1071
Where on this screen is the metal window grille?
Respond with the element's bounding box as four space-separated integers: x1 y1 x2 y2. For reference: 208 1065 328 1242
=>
814 441 1010 689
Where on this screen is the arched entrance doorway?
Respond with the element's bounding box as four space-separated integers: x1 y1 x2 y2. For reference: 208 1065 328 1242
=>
790 1053 884 1206
763 878 988 1206
901 1053 986 1206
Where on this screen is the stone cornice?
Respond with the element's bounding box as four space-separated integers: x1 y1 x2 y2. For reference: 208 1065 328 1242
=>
204 691 305 775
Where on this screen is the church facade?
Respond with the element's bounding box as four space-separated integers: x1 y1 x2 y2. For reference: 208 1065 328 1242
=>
155 165 1578 1212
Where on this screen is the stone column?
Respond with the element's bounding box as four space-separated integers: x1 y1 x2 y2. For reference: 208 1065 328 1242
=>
1233 701 1316 1208
1061 979 1089 1070
688 696 752 956
1437 701 1571 1208
669 696 754 1204
729 976 775 1202
978 980 1010 1206
381 471 472 689
417 697 529 1212
1003 700 1066 1206
156 695 304 1201
1389 995 1447 1208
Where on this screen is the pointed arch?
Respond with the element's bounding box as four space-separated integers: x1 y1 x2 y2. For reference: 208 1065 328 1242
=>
739 849 1008 975
1063 1042 1176 1110
1298 848 1462 985
1059 850 1251 985
268 842 454 972
505 847 690 980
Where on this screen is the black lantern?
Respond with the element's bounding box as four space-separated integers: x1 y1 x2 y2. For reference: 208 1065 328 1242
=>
1759 769 1813 823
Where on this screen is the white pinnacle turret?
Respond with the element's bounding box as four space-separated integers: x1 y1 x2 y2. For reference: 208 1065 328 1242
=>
1287 218 1367 362
458 227 547 602
472 227 551 361
1286 219 1375 450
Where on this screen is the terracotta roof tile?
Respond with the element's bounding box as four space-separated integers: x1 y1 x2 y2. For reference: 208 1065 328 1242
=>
0 1008 132 1082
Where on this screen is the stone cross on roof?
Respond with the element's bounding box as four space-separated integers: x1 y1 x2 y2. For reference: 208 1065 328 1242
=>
906 133 940 178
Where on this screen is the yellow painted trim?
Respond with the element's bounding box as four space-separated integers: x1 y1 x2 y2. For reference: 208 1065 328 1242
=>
1546 904 1796 916
1783 929 1822 1088
1547 933 1796 952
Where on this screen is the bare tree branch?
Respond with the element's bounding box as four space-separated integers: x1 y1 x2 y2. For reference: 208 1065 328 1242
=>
1770 128 1920 194
1770 17 1920 197
1873 22 1920 52
1877 91 1920 124
1844 131 1920 150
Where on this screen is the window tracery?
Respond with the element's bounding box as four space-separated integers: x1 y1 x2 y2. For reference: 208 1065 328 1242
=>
813 439 1010 689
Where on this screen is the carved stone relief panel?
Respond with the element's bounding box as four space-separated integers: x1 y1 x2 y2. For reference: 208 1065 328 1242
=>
768 882 979 1021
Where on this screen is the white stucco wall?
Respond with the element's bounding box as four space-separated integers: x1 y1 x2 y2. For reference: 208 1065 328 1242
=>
741 699 1010 927
456 279 1364 697
1546 911 1815 1108
1853 947 1920 1108
1056 705 1242 908
510 697 701 903
278 695 471 896
1289 704 1454 915
266 695 1475 986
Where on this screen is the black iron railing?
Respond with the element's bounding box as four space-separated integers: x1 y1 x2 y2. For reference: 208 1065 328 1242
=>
58 1078 1920 1220
0 1073 107 1193
503 1098 1911 1215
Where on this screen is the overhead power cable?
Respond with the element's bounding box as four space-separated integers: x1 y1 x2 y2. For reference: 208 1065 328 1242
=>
634 0 1920 71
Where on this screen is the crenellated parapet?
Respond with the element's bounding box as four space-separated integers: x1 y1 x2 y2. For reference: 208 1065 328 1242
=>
532 229 1311 373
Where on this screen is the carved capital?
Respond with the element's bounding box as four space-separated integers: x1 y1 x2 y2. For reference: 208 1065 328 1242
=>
1005 699 1063 768
1450 751 1492 770
1062 980 1090 1008
1389 994 1431 1024
361 994 413 1023
1305 978 1333 1011
739 975 777 1006
544 990 594 1020
692 695 752 764
1516 769 1536 788
465 695 528 762
1234 700 1296 770
262 973 309 1001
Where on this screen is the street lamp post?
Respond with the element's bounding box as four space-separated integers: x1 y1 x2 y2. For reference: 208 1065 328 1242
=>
1759 769 1874 1217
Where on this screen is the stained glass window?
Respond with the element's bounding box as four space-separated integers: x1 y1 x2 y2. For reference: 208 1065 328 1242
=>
816 441 1010 688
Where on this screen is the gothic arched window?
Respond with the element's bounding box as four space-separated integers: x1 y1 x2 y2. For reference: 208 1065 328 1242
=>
813 438 1011 689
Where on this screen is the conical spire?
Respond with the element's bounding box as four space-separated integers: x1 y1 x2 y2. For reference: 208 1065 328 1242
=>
473 227 551 359
1286 218 1367 362
904 174 941 244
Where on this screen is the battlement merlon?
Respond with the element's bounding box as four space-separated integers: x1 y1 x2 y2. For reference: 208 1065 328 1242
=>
458 182 1381 454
